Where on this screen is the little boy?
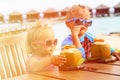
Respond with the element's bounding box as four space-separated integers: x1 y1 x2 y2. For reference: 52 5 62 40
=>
61 4 120 60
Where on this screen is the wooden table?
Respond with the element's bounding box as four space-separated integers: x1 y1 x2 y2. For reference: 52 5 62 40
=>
2 73 59 80
34 61 120 80
83 62 120 76
3 61 120 80
107 61 120 66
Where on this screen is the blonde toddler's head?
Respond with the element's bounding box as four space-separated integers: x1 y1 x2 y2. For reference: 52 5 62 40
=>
26 20 56 56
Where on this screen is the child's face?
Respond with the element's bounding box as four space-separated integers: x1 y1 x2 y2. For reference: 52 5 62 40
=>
32 28 57 56
35 38 57 55
66 5 92 36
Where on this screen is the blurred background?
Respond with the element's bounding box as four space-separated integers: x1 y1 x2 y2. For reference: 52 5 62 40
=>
0 0 120 38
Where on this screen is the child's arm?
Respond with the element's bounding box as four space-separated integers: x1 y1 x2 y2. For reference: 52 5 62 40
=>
27 55 66 72
70 25 86 58
70 25 84 48
27 56 51 72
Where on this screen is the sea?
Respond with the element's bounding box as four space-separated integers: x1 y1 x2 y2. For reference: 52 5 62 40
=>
52 16 120 39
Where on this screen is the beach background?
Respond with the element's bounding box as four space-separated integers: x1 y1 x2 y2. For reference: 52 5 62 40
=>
0 0 120 34
0 0 120 54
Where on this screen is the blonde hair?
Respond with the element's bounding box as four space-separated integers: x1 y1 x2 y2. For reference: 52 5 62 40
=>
66 4 91 20
26 20 54 55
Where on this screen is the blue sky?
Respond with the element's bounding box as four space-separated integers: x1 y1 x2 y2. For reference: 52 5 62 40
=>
0 0 120 15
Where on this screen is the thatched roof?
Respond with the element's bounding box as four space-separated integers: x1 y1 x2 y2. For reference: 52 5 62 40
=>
61 7 70 11
27 9 39 14
114 2 120 8
96 4 109 9
9 11 22 16
43 8 58 13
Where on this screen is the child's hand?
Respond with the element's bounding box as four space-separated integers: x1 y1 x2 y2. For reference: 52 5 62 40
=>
70 25 86 37
51 55 67 66
112 52 120 60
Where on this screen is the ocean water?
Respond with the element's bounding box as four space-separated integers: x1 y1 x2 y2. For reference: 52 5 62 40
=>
52 16 120 38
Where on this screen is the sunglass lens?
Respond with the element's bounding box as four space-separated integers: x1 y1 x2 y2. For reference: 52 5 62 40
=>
75 19 82 25
85 21 92 27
